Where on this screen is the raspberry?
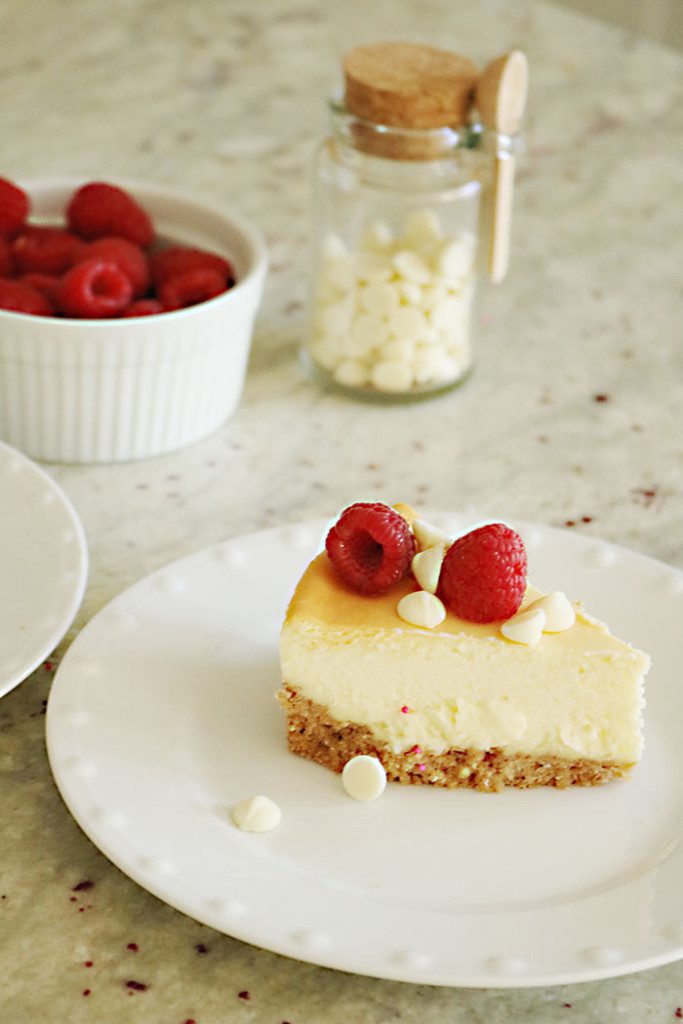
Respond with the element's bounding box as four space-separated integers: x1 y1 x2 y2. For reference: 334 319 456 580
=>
150 246 234 288
158 267 227 311
0 178 29 238
438 523 527 623
67 182 154 248
12 226 85 274
19 272 62 306
325 502 415 595
78 237 150 297
58 257 133 318
0 237 15 276
122 298 163 317
0 278 54 316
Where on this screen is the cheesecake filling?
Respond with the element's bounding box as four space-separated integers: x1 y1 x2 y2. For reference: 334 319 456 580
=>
280 621 648 763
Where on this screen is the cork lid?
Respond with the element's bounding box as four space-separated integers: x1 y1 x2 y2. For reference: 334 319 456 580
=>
343 42 479 131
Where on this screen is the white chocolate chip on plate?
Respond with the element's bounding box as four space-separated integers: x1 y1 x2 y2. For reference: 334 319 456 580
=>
526 591 576 632
397 590 447 629
231 795 282 832
411 545 445 594
501 608 546 645
342 755 387 801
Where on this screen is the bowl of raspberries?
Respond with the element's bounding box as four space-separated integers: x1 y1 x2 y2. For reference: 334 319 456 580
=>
0 177 267 462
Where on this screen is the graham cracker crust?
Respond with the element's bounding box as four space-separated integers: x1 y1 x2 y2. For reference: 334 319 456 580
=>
277 685 632 792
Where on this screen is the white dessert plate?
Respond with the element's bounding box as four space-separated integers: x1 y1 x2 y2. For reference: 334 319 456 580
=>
0 441 87 698
46 516 683 988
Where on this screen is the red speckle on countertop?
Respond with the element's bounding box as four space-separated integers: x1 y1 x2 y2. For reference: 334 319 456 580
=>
593 393 609 403
125 980 148 992
82 989 91 997
238 990 250 1000
127 942 139 952
195 943 209 954
72 880 94 892
84 961 93 968
563 1004 572 1009
674 1009 682 1019
564 520 576 527
633 487 658 507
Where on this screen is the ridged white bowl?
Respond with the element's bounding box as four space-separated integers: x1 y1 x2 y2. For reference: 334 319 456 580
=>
0 178 268 463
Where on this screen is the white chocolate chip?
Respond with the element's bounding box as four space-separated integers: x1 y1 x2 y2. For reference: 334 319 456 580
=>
319 297 354 337
388 305 429 342
322 232 348 260
392 250 432 285
311 337 343 371
322 256 354 293
411 545 444 594
412 518 453 551
358 283 399 318
360 220 393 252
348 313 388 355
501 608 546 646
370 359 413 393
419 283 448 312
342 755 387 801
435 237 474 282
431 296 466 333
231 795 282 832
526 591 576 632
334 359 369 388
404 208 442 246
383 338 416 363
413 347 453 385
355 252 392 283
397 590 447 629
396 280 422 305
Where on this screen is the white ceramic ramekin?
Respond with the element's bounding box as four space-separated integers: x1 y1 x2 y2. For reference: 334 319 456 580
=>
0 178 268 463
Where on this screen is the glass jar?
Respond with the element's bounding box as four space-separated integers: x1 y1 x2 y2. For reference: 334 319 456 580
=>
305 101 490 401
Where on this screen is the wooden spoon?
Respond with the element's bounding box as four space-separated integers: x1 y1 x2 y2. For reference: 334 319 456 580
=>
476 51 528 283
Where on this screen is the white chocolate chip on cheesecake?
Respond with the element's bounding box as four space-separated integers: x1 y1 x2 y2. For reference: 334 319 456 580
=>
411 545 445 595
397 590 447 629
500 607 546 645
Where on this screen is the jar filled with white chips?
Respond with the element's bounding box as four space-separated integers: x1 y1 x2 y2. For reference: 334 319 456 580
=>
305 42 497 400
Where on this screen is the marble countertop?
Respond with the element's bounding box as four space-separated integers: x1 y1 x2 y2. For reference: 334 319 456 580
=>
2 0 683 1020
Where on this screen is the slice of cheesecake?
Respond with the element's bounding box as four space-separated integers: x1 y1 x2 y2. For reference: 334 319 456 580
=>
278 507 650 791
